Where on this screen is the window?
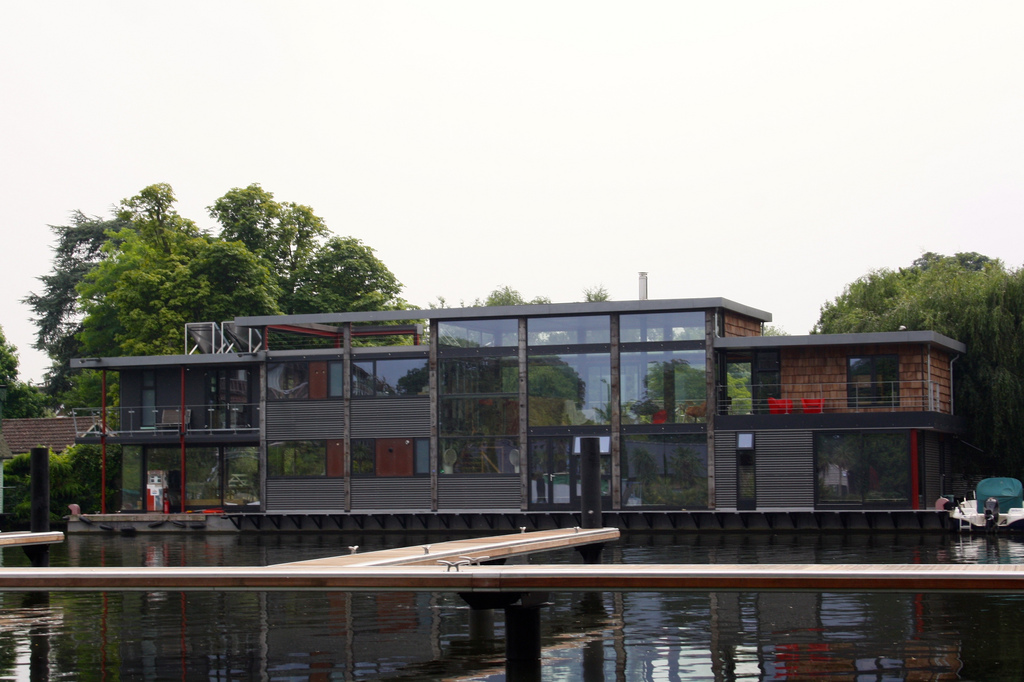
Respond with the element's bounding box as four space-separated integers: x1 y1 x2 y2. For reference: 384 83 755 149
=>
439 437 519 475
351 358 428 397
351 438 430 476
267 362 309 400
527 316 610 345
848 355 898 408
620 312 704 343
621 434 707 508
620 350 706 424
438 319 518 348
816 432 909 507
268 440 326 477
528 353 611 426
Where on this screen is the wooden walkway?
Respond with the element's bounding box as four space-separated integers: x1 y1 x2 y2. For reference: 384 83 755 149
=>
1 563 1023 593
0 531 64 548
277 527 620 568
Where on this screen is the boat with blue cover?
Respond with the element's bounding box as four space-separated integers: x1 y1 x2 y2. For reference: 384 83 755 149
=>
952 477 1024 531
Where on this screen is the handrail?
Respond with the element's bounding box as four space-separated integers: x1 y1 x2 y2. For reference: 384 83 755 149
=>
716 379 949 415
73 403 261 438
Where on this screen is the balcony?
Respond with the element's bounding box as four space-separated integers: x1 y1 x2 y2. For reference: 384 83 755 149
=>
72 403 261 439
717 379 951 416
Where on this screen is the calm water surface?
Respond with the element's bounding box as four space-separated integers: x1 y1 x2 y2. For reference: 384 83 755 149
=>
1 531 1022 680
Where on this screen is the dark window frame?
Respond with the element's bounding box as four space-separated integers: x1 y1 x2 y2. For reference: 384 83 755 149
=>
847 355 899 408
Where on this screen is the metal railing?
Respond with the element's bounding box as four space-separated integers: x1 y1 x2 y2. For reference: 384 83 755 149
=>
716 380 949 416
72 403 261 438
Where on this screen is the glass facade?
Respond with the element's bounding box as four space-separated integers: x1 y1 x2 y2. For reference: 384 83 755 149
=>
816 432 910 507
352 358 429 397
268 440 326 477
621 434 708 508
620 312 704 342
438 319 518 348
620 350 706 424
527 316 610 345
528 353 611 426
121 445 261 512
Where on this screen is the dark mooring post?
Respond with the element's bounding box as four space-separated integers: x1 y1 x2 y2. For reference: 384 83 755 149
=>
577 437 604 564
25 446 51 568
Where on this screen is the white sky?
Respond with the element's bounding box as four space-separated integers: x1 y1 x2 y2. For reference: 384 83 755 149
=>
2 2 1023 384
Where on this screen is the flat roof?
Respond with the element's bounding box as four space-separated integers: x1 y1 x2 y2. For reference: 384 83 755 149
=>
714 330 966 354
234 297 773 328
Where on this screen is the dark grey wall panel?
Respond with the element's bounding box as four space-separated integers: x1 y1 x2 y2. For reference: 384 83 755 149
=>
350 398 431 438
351 478 432 510
755 431 814 509
715 433 737 509
923 431 942 502
265 479 345 512
438 476 521 510
266 401 344 440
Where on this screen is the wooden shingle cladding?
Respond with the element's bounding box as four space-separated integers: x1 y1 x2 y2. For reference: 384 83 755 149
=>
722 312 762 337
778 344 954 413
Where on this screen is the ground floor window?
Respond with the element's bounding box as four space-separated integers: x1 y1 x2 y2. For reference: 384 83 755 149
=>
439 437 519 475
121 444 261 512
351 438 430 476
816 431 909 507
528 436 611 508
621 434 708 508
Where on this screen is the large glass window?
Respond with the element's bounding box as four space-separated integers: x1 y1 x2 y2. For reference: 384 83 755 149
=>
620 312 705 342
224 446 260 508
268 440 326 477
439 356 519 436
621 350 706 424
267 362 309 400
439 437 519 475
528 353 611 426
817 432 909 507
621 434 708 508
185 447 221 508
351 358 429 397
527 316 610 346
121 445 143 511
438 319 518 348
848 355 899 408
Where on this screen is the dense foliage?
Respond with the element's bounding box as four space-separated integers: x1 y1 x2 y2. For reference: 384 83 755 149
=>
815 252 1024 476
0 325 47 419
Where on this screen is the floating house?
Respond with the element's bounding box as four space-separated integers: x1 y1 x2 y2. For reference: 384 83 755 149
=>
71 298 965 523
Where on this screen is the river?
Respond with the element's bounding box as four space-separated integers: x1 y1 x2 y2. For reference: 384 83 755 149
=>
1 531 1022 680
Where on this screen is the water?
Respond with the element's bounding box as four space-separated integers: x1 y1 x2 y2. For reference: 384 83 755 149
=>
1 532 1023 680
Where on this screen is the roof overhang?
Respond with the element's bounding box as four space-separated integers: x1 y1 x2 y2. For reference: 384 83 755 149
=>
713 330 966 355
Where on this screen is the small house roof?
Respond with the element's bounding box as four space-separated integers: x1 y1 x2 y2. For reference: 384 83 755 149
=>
1 417 78 456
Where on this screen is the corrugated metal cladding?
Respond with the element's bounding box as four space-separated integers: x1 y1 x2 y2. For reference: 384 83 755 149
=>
266 479 345 512
755 431 815 509
922 432 942 502
266 401 344 440
715 434 738 509
438 476 521 510
351 478 431 510
350 398 431 438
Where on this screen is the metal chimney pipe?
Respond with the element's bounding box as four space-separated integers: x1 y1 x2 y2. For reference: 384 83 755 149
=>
639 272 648 300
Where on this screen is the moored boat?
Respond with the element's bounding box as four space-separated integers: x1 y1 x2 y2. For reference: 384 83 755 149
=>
952 477 1024 531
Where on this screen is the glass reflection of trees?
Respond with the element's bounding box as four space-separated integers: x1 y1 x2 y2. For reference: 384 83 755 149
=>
816 432 909 507
621 351 706 425
528 354 610 426
622 435 708 507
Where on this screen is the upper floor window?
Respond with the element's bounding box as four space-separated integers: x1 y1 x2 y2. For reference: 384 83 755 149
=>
620 312 705 343
527 316 610 346
438 319 518 349
268 362 309 400
351 358 429 397
848 355 899 408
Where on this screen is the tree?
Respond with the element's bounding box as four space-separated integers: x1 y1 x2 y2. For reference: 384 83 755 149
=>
476 285 551 306
287 236 404 315
0 325 47 419
78 185 281 357
23 212 131 399
209 184 330 314
583 284 610 302
815 252 1024 477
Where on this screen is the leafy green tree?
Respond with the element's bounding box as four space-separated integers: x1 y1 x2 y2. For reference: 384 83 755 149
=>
583 284 610 302
0 445 117 525
24 212 131 401
476 285 551 306
0 326 47 418
287 236 404 314
815 253 1024 476
78 185 281 357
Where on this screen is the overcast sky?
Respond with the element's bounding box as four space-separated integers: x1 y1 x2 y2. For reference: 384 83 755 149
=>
2 2 1023 384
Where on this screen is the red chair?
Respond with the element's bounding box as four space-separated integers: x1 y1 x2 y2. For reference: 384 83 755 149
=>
767 397 793 414
802 398 824 414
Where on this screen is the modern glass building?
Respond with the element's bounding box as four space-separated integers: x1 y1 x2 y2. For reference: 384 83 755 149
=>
72 297 966 517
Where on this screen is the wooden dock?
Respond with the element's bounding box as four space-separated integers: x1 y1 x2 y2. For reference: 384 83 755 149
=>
277 527 620 568
0 531 64 548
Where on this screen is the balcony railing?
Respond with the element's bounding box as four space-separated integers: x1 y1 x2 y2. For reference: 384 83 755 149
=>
72 403 261 438
717 380 950 416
